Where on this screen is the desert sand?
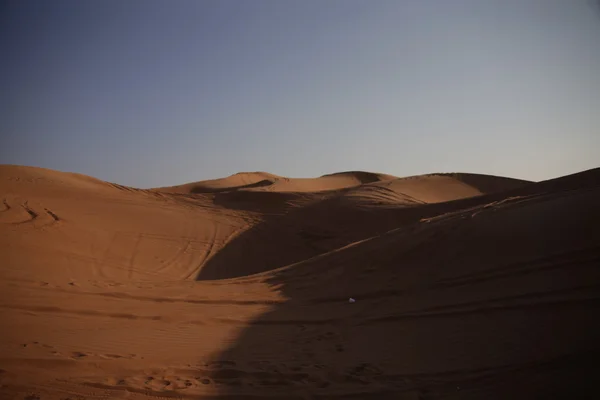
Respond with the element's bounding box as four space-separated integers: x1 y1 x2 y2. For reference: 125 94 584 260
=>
0 164 599 399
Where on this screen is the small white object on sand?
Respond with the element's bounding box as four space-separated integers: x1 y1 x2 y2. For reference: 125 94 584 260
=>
349 298 356 303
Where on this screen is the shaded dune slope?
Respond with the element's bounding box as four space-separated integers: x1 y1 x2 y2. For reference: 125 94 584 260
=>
208 168 600 399
197 173 533 280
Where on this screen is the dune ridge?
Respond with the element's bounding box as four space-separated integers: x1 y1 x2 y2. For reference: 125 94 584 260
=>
1 164 598 399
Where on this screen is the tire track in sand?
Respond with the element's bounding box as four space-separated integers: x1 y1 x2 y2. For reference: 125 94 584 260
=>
435 245 600 288
0 198 10 212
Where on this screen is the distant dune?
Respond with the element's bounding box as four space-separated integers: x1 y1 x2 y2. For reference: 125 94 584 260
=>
154 170 399 194
154 171 282 194
1 164 598 399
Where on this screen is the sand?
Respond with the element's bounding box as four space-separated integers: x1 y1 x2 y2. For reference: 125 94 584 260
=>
0 164 599 399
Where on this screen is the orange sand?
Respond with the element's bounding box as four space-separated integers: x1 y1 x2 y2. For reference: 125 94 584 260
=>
1 164 598 399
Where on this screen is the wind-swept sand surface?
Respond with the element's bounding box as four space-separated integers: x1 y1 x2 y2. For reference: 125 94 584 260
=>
1 165 599 399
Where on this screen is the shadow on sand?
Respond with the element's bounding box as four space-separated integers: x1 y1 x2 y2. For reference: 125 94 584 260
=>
196 172 600 399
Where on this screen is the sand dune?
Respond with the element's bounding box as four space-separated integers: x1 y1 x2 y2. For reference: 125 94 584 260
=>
1 164 598 399
0 165 256 283
154 171 282 194
155 170 398 194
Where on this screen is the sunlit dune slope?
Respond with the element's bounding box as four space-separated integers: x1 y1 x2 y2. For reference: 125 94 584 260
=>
154 170 398 194
339 172 532 207
153 171 282 194
0 165 255 283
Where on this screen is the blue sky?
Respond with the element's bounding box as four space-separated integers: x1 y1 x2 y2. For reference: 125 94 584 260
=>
2 0 599 187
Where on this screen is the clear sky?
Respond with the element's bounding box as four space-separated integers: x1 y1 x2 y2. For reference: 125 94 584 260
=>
2 0 599 188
